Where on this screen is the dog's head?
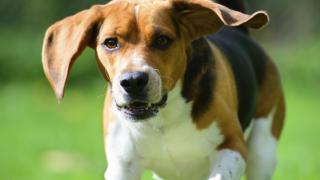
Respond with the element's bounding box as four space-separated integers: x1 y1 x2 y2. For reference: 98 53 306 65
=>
42 0 268 121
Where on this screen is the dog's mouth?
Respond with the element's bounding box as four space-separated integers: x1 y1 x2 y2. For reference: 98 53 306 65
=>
116 94 168 120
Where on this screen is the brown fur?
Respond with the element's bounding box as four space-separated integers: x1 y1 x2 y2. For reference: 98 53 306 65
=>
192 43 247 159
254 58 285 139
95 1 188 93
42 0 272 163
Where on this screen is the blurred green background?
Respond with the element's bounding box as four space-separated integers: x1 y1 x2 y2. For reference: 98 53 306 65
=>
0 0 319 179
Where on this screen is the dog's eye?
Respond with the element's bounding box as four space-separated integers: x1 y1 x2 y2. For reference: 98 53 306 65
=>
153 35 172 50
103 38 119 51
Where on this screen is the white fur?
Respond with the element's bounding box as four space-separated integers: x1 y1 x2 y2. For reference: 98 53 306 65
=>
244 121 253 141
105 82 248 180
134 4 140 18
208 149 246 180
246 108 278 180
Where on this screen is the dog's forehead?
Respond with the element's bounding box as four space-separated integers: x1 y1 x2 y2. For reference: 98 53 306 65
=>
99 0 176 38
98 3 135 36
111 0 169 5
105 0 170 16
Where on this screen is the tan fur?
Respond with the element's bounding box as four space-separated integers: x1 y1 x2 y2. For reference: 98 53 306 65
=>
171 0 269 40
254 58 285 139
42 5 104 100
192 42 247 159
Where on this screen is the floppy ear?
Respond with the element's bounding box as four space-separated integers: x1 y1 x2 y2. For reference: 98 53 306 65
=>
172 0 269 40
42 5 102 102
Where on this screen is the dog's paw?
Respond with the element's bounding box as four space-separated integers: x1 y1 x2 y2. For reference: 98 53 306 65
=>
208 174 222 180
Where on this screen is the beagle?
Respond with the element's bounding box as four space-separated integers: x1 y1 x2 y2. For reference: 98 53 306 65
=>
42 0 285 179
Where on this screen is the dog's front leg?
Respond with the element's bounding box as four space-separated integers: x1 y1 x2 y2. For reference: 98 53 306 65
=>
104 161 143 180
103 120 143 180
208 149 246 180
104 135 143 180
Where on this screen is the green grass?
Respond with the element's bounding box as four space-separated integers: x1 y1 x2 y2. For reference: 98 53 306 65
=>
273 81 320 180
0 81 106 180
1 79 319 180
1 39 320 179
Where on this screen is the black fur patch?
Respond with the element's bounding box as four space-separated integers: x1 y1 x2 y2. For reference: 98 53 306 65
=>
192 69 215 118
208 27 268 130
215 0 247 13
182 38 216 118
182 28 267 130
47 33 54 46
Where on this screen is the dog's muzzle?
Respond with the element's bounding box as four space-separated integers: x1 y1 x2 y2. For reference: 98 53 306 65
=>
116 94 167 120
113 71 166 121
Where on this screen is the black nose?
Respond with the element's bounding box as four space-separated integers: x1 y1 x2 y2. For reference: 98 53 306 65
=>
119 72 149 94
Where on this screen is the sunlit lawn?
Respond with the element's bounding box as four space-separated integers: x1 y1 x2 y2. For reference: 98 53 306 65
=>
1 79 319 180
0 80 106 180
1 39 320 179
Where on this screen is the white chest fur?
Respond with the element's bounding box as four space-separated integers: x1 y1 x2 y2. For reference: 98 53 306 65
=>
106 83 225 180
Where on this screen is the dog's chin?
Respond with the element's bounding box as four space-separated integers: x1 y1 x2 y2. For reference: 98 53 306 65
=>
115 94 168 121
